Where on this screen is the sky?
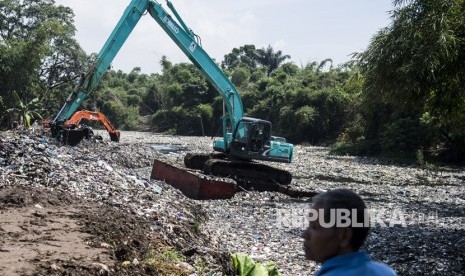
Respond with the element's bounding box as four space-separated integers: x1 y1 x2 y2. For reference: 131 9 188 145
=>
54 0 393 74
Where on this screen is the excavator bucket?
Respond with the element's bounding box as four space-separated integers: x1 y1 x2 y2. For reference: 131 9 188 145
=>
109 131 120 142
151 158 316 199
150 159 237 200
61 127 93 146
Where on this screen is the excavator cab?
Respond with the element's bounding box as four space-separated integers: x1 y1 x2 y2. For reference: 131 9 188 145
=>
230 118 272 160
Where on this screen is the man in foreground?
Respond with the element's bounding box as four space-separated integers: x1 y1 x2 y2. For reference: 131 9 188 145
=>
302 189 396 275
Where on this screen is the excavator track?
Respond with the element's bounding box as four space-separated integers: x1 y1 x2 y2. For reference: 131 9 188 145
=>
184 152 211 170
184 152 226 170
204 158 292 185
184 153 292 185
152 157 315 200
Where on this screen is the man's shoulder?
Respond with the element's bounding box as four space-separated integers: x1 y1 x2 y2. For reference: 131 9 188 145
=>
367 261 397 276
317 262 396 276
315 252 397 276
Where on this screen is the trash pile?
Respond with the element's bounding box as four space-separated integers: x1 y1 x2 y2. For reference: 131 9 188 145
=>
0 130 231 275
1 129 464 275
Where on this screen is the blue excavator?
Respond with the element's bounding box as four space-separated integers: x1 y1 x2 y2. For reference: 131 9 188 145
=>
52 0 294 187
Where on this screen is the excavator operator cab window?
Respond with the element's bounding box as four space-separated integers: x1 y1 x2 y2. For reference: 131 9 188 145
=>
232 120 271 154
250 123 270 152
233 121 252 148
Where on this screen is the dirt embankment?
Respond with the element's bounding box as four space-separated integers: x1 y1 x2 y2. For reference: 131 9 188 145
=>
0 186 226 275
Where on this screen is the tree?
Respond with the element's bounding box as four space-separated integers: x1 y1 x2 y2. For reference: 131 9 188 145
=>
356 0 465 160
230 67 250 88
317 58 333 72
256 45 291 76
0 0 87 127
149 61 218 135
222 44 259 70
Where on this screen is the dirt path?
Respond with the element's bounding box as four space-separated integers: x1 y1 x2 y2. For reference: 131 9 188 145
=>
0 187 113 275
0 207 111 275
0 186 195 275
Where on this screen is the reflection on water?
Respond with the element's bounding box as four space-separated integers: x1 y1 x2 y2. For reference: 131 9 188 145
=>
151 144 187 153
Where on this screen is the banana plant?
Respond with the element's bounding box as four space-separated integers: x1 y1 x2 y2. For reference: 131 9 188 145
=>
3 91 43 128
232 253 280 276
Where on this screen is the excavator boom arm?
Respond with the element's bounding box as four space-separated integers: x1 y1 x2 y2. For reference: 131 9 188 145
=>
54 0 243 131
53 0 149 123
146 1 244 140
64 111 117 134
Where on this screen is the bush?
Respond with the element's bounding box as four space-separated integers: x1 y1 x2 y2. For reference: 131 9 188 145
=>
379 118 426 156
231 67 250 88
101 101 139 130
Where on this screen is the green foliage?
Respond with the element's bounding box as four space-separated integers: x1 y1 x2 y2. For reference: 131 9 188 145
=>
138 244 189 275
234 55 354 144
256 45 291 76
231 253 280 276
278 105 317 142
0 37 44 120
222 44 259 70
0 0 87 127
348 0 465 162
222 44 291 76
126 94 142 106
379 118 426 155
278 63 299 76
295 106 317 127
2 91 43 127
146 61 220 135
197 103 213 120
231 67 250 88
152 109 176 133
78 47 355 143
101 100 139 130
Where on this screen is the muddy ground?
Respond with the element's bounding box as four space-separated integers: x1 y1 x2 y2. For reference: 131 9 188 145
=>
0 186 227 275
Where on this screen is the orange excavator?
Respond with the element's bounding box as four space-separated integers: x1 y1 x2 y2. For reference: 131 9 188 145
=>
57 110 120 146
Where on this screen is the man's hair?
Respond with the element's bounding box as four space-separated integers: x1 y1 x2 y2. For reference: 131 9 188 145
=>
312 189 370 250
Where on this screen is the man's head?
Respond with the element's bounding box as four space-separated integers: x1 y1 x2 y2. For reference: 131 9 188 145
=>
302 189 370 263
